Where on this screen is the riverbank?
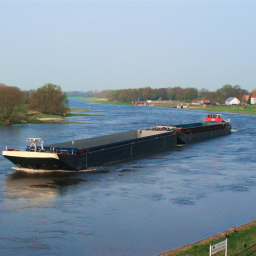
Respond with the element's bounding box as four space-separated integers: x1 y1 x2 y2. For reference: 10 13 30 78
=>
85 97 256 115
0 109 105 126
191 104 256 115
158 219 256 256
86 98 132 105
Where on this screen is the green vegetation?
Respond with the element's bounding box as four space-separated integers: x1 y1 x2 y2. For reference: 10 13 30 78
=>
0 107 104 126
28 83 70 114
192 104 256 115
84 84 250 104
65 113 104 117
86 98 132 105
37 113 104 118
71 109 92 112
0 86 25 123
169 224 256 256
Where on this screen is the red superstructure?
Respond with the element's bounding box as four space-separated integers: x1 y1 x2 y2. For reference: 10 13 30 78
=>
205 114 223 122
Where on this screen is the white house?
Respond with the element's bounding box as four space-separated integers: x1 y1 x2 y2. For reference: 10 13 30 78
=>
225 97 240 105
251 94 256 104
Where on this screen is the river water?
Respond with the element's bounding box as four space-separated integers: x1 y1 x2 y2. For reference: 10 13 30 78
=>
0 98 256 256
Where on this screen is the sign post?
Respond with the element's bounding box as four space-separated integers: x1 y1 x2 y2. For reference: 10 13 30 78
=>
210 239 227 256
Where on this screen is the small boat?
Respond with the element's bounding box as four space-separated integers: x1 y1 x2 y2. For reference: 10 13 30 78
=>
2 114 231 171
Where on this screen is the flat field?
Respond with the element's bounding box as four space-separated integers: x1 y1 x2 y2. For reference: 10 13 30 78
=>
86 98 132 105
191 104 256 115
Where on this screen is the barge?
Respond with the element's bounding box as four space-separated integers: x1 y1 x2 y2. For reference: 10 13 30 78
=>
2 114 231 171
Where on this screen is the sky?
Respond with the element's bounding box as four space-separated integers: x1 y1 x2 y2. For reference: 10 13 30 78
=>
0 1 256 92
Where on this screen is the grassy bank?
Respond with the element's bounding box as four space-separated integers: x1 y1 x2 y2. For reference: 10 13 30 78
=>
159 220 256 256
85 98 256 115
191 104 256 115
0 108 104 126
71 109 92 112
86 98 132 105
37 113 104 118
11 118 90 125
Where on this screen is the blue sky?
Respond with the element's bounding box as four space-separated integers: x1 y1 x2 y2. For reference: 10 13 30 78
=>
1 1 256 92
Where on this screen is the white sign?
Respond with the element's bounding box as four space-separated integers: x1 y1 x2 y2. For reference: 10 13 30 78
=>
210 239 227 255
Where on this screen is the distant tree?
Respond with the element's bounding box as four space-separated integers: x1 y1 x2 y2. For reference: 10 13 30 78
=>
142 87 157 100
28 83 70 114
84 90 98 98
0 86 24 123
184 87 198 101
167 87 176 100
21 90 32 105
207 91 218 103
231 85 248 101
198 88 209 98
157 88 168 100
0 83 6 88
216 84 233 103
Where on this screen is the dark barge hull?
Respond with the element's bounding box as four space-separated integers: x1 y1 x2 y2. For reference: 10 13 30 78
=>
58 134 177 170
2 121 232 171
3 130 177 171
176 122 231 144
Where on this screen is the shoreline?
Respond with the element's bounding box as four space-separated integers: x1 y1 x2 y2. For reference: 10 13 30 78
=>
0 110 104 126
157 219 256 256
86 98 256 115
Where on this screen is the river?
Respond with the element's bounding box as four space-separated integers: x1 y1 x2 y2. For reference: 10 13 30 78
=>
0 98 256 256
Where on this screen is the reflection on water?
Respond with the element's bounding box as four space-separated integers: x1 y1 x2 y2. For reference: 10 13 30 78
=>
4 171 91 200
1 99 256 256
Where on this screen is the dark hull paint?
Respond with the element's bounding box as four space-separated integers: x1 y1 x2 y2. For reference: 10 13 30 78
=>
59 133 177 170
177 126 231 144
4 155 75 171
6 133 177 171
3 122 232 171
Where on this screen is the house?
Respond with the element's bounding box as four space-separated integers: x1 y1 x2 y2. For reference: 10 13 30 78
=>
251 94 256 104
225 97 240 105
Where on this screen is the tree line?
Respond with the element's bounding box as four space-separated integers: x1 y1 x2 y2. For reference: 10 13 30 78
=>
84 84 249 104
0 83 69 123
0 82 253 124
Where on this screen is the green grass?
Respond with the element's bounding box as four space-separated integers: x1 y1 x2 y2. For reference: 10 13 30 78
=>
167 225 256 256
65 113 104 117
68 96 85 98
191 105 256 115
71 109 92 112
36 114 65 118
86 98 132 105
0 108 103 126
37 113 104 118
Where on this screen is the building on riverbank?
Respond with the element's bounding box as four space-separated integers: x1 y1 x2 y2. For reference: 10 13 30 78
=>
251 94 256 104
225 97 240 105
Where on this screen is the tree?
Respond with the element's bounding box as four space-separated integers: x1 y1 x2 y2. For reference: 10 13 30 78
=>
198 88 209 97
0 86 24 123
231 85 248 100
207 91 218 103
184 87 198 101
250 89 256 95
29 83 70 114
